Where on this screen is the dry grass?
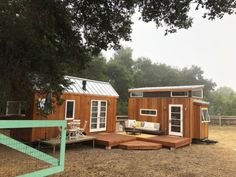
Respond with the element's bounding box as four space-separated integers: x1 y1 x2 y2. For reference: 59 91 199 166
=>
0 125 236 177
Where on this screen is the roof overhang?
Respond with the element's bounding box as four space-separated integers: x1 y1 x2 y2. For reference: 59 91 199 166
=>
193 99 210 105
128 85 204 93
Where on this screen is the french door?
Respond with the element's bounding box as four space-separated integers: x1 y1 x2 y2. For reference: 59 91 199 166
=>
90 100 107 132
169 104 183 136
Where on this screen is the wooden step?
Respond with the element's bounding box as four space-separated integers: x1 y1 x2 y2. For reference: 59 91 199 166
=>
119 140 162 150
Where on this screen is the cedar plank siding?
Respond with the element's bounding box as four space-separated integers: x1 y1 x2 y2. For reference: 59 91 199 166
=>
12 93 117 142
192 102 208 139
128 97 192 138
128 85 209 140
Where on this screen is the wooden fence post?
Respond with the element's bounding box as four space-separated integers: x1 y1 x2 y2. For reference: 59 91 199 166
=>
219 115 222 126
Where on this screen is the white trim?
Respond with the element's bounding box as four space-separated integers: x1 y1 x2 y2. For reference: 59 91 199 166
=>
65 100 75 120
171 91 188 97
129 85 204 92
6 101 26 116
90 100 107 132
169 104 183 136
140 109 157 116
193 99 209 105
201 108 210 123
130 92 143 97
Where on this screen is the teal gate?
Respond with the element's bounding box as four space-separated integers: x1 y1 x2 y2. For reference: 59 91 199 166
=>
0 120 66 177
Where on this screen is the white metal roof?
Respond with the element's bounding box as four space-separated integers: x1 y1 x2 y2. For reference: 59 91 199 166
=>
64 76 119 97
129 85 204 92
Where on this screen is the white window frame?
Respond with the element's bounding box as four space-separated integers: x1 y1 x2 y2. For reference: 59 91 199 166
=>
169 104 183 136
192 89 203 98
201 108 210 123
6 101 26 116
90 100 107 132
171 91 189 97
65 100 75 120
130 92 143 98
140 109 157 116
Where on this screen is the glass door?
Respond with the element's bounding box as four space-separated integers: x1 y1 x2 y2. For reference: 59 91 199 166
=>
90 100 107 132
169 104 183 136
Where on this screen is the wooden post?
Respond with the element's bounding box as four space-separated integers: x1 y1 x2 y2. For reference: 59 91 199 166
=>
219 115 222 126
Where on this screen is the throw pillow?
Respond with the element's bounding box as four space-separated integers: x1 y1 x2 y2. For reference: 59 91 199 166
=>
135 121 141 127
127 119 136 127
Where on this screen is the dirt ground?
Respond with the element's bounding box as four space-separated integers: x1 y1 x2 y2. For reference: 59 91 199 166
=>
0 125 236 177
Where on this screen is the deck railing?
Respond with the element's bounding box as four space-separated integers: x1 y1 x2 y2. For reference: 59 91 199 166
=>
0 120 66 177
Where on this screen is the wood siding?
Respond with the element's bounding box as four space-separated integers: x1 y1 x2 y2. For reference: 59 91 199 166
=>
12 93 117 142
192 103 209 139
128 97 209 139
128 97 192 138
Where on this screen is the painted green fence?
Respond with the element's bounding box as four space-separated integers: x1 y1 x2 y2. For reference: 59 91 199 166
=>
0 120 66 177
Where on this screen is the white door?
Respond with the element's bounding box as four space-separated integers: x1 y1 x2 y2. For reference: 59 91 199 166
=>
90 100 107 132
169 104 183 136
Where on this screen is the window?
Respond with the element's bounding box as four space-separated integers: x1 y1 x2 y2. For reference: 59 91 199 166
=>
140 109 157 116
201 108 210 122
192 89 203 98
6 101 26 115
65 100 75 120
171 91 188 97
130 92 143 97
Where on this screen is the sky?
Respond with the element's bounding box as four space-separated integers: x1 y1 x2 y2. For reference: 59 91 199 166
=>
102 9 236 91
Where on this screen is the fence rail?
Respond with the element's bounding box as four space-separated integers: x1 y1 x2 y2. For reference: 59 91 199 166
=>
0 120 66 177
210 115 236 126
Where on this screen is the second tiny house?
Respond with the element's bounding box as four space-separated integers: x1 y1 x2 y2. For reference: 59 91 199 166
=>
128 85 210 140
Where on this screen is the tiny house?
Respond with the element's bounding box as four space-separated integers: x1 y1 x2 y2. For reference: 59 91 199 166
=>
9 76 119 142
128 85 210 140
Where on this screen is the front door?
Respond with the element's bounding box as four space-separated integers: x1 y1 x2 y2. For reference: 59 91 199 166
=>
169 104 183 136
90 100 107 132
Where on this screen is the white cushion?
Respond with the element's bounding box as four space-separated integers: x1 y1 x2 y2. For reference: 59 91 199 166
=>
154 123 160 130
143 122 155 129
125 119 136 128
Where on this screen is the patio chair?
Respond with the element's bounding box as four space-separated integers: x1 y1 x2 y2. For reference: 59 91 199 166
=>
57 126 69 139
67 120 87 139
79 120 87 135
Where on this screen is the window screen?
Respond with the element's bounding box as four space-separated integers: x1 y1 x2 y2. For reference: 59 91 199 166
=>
140 109 157 116
201 109 210 122
192 90 203 98
171 91 188 97
65 101 75 119
130 92 143 97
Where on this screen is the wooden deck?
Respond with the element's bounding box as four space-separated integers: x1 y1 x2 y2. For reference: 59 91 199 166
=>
38 136 96 153
138 135 192 149
93 133 136 150
119 140 162 150
93 133 191 150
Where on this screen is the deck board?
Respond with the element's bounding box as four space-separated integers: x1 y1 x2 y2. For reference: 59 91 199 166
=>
93 133 191 150
137 135 191 149
93 133 136 149
38 136 96 153
119 140 162 150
